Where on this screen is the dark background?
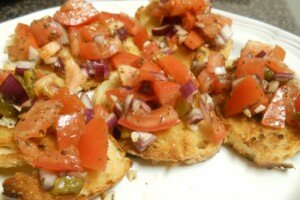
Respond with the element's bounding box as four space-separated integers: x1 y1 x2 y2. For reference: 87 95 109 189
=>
1 0 299 36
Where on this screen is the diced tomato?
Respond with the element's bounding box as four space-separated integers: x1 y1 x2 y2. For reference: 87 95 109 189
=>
30 17 62 46
118 65 140 87
261 87 286 128
53 88 85 114
7 23 39 61
33 148 82 172
79 22 109 42
224 76 266 117
141 62 161 73
98 12 137 34
80 42 102 60
118 106 180 132
269 45 286 61
68 27 81 57
54 0 98 26
152 81 180 106
241 40 272 57
55 113 85 150
211 75 232 94
79 113 108 170
149 3 165 17
266 57 292 73
211 112 227 144
236 56 266 80
162 0 208 16
157 55 192 85
142 41 160 61
295 94 300 112
184 30 205 50
182 12 196 31
133 27 149 50
197 69 215 93
111 52 141 68
106 88 155 103
207 52 225 73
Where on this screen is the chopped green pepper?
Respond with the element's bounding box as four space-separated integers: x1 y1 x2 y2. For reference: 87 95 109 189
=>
0 98 17 117
23 70 36 98
51 176 84 195
175 98 192 119
264 68 274 82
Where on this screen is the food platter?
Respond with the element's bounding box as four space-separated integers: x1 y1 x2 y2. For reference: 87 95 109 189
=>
0 1 300 199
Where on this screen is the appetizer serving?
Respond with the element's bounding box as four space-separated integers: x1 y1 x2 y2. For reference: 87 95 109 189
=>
0 0 299 199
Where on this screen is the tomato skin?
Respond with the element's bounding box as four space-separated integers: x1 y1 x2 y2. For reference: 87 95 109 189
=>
236 56 266 80
33 149 82 172
54 0 98 26
269 45 286 61
118 106 180 132
197 69 215 93
53 88 85 115
79 113 108 170
7 23 39 61
111 52 141 68
152 81 181 106
55 113 85 150
157 55 192 85
261 87 286 129
184 30 205 50
224 76 267 117
30 17 62 46
266 57 292 73
133 26 149 50
295 95 300 112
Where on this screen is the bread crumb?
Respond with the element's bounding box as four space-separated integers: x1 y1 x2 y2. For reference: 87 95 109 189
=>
126 169 137 181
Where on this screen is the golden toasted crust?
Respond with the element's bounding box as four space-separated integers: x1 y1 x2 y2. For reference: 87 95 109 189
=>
2 136 132 199
0 126 26 168
224 116 300 169
119 122 221 164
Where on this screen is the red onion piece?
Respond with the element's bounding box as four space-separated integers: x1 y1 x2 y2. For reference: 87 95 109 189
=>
124 94 134 112
80 92 93 109
140 101 151 113
39 169 57 190
83 108 94 123
132 99 141 113
185 108 204 124
15 67 29 76
87 60 110 81
116 27 129 41
256 50 267 58
0 74 29 105
105 113 118 129
180 80 197 99
113 103 123 119
161 16 182 25
131 131 157 153
274 73 294 82
152 25 177 37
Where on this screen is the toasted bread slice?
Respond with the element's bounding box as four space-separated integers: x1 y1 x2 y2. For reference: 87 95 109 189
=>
3 135 132 199
119 122 221 164
224 116 300 169
93 72 221 164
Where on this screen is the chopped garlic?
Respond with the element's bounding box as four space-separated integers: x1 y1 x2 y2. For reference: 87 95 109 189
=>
254 105 266 113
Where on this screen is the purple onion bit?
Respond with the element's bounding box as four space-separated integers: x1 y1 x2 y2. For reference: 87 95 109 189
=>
116 27 129 41
53 57 65 72
152 25 177 37
15 67 29 76
105 113 118 129
83 108 94 123
131 131 157 153
161 16 182 25
256 50 267 58
274 72 294 82
0 74 29 105
180 80 197 100
87 60 110 81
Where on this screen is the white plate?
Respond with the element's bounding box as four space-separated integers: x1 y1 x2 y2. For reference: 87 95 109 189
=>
1 1 300 200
